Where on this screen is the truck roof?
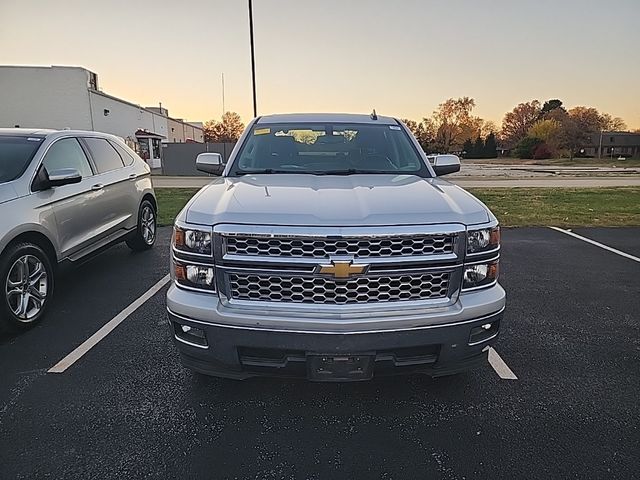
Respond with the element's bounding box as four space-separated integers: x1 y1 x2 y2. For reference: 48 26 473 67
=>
256 113 398 125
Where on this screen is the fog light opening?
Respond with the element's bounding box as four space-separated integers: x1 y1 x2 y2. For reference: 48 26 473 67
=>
469 320 500 345
174 321 208 347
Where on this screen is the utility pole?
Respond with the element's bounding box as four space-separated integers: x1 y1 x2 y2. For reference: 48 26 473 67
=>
248 0 257 117
221 73 226 115
598 130 603 159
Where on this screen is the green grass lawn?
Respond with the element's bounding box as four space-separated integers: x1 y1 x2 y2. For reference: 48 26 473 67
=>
156 187 640 228
156 188 199 226
465 157 640 167
469 187 640 227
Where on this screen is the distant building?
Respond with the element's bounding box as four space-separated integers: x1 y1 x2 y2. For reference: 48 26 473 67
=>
583 132 640 158
0 65 204 168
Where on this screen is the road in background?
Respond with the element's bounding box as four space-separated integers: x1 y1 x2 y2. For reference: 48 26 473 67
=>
152 175 640 188
1 227 639 478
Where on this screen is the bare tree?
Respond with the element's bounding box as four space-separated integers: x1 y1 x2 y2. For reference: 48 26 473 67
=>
203 112 245 143
599 113 627 131
401 118 425 143
562 107 603 158
500 100 542 146
427 97 478 153
480 120 498 137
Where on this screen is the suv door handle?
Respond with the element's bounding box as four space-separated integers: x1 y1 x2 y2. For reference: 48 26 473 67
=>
91 183 104 191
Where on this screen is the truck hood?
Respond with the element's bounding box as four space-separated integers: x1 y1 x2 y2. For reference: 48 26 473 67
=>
185 174 491 227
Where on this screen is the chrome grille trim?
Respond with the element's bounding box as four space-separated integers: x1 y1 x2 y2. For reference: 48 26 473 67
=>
228 271 450 305
221 252 459 266
224 235 454 258
215 224 463 261
212 224 465 310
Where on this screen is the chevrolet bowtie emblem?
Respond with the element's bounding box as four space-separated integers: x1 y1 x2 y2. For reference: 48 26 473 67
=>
318 260 369 279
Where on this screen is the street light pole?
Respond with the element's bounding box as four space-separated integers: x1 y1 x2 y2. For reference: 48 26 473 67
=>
248 0 257 118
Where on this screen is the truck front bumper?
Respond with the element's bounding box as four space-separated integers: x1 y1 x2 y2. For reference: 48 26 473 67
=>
166 283 506 381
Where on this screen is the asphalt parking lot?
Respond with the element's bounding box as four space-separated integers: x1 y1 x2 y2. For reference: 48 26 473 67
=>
1 227 639 479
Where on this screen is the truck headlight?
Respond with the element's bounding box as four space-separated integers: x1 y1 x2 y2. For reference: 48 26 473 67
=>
467 226 500 254
173 226 212 255
174 260 216 291
463 261 499 290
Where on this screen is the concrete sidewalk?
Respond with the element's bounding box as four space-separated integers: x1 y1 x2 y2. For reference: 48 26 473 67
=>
152 175 640 189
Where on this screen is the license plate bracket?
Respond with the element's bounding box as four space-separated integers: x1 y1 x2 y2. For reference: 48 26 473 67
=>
307 353 374 382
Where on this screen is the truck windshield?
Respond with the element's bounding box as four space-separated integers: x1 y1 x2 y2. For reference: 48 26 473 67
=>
230 123 430 177
0 136 43 183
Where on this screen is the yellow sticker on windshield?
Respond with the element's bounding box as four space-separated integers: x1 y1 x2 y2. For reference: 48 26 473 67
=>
254 128 271 135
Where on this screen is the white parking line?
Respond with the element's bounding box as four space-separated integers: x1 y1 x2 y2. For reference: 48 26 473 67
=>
549 226 640 263
487 347 518 380
48 274 171 374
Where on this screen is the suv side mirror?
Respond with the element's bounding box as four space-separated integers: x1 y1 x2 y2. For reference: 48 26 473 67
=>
429 154 461 176
48 169 82 187
32 167 82 191
196 153 224 175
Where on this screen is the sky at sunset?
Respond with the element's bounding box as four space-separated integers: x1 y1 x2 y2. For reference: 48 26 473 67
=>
1 0 639 128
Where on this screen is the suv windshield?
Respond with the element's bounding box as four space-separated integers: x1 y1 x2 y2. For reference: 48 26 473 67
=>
0 136 43 183
230 123 430 177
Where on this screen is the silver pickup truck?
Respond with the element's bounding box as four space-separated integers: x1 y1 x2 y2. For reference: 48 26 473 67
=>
167 113 505 381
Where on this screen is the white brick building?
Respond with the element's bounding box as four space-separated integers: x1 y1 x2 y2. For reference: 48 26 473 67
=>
0 65 204 168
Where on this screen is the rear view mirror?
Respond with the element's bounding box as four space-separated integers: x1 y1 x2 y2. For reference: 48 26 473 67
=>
196 153 224 175
428 154 461 176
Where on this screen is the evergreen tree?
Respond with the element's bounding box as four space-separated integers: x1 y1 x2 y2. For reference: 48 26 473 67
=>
483 132 498 158
540 99 565 116
473 136 484 158
462 139 473 158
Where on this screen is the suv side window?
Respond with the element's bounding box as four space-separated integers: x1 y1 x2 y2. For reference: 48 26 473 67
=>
108 140 136 166
83 137 125 173
42 138 93 178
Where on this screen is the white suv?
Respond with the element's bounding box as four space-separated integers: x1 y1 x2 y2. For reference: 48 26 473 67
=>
0 128 157 331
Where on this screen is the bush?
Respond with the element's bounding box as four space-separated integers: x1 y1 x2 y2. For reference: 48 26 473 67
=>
532 143 552 159
513 136 544 159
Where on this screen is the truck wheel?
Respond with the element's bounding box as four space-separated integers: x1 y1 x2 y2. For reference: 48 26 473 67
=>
126 200 157 251
0 242 55 332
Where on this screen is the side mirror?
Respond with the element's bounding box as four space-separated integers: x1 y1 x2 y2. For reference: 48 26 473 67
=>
32 167 82 191
196 152 224 175
429 154 461 176
48 168 83 187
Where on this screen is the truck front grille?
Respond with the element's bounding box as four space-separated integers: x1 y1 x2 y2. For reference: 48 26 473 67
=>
224 234 454 258
228 272 450 305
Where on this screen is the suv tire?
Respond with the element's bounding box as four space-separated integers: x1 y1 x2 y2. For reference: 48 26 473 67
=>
126 200 157 252
0 242 55 332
